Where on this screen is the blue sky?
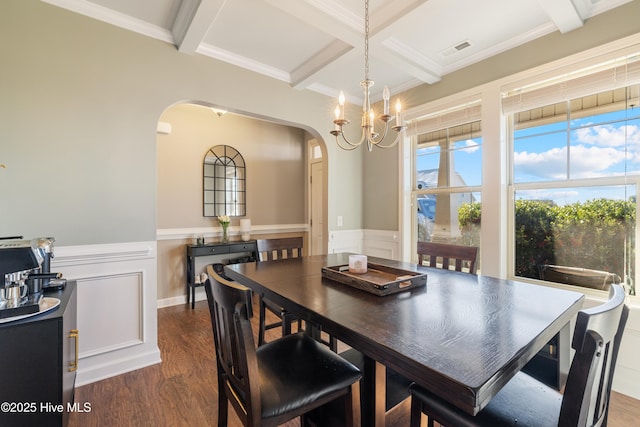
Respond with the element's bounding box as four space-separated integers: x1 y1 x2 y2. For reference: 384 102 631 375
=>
416 137 482 186
514 108 640 204
416 107 640 206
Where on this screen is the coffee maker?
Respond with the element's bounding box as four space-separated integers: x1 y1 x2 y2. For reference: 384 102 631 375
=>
0 237 65 318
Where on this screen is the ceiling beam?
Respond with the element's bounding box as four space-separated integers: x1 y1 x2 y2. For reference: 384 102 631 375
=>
376 38 442 84
536 0 584 33
366 0 442 84
172 0 227 54
265 0 362 90
269 0 440 91
290 40 354 90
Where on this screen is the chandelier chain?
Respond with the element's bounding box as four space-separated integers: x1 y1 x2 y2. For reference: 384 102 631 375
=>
364 0 369 82
330 0 406 151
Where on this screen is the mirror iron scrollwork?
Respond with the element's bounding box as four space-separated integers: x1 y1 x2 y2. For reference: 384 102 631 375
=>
203 145 246 217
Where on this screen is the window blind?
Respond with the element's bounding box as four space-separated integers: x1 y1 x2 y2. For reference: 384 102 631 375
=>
502 55 640 114
409 103 481 137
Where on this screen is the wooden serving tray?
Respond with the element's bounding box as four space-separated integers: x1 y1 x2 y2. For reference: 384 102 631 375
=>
322 262 427 296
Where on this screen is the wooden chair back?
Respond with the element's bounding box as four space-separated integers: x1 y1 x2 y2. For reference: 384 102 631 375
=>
205 265 261 426
559 283 628 426
417 241 478 274
256 237 303 261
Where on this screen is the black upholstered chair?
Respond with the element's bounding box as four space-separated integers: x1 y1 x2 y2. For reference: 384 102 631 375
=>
409 283 629 427
417 241 479 274
205 265 361 427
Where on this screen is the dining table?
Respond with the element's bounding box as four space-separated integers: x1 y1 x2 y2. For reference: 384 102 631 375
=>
224 253 585 426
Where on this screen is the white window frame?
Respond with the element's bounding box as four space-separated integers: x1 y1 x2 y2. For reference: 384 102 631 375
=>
401 33 640 298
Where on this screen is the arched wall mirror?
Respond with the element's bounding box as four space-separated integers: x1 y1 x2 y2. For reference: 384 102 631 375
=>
203 145 246 217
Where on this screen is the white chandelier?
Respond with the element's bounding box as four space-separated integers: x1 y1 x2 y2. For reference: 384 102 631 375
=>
331 0 406 151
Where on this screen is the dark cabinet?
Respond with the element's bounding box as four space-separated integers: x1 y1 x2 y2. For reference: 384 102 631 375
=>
186 240 257 308
0 281 78 427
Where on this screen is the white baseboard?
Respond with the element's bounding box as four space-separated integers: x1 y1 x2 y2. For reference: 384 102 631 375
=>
75 349 162 387
157 289 206 308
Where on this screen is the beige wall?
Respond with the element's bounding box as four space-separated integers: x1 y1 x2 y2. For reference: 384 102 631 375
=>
157 104 307 229
156 103 308 300
0 0 362 246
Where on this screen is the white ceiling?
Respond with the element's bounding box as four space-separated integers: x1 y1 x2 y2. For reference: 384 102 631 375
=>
42 0 632 104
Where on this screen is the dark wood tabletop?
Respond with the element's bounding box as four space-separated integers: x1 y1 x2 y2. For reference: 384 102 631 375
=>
225 253 585 422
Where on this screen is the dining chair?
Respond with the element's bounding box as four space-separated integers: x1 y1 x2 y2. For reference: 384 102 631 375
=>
255 237 304 346
408 283 629 427
205 265 362 427
417 241 479 274
255 237 338 350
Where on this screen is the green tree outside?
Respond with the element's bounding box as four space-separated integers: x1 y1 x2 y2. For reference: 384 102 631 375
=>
457 199 635 294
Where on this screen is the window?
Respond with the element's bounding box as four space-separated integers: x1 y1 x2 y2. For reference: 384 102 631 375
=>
507 68 639 295
412 103 482 267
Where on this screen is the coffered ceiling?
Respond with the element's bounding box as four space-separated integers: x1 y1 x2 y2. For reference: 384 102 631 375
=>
42 0 632 104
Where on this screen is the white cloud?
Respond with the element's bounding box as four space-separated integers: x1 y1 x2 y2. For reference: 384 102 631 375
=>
515 123 640 179
514 147 567 179
461 139 480 153
574 124 640 148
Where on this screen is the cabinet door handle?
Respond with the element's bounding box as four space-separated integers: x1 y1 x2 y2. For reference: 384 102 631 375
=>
69 329 79 372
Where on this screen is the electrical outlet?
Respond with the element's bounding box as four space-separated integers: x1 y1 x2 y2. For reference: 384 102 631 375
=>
337 216 343 227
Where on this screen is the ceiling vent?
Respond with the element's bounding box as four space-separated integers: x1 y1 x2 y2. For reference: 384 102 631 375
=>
441 40 472 57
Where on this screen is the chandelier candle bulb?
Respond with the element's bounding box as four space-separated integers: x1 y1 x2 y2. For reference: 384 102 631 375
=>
395 99 402 125
370 110 375 134
383 86 390 115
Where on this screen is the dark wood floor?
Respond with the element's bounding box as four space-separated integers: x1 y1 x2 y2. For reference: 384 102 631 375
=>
70 299 639 427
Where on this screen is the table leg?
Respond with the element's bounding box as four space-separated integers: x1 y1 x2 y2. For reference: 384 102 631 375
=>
187 254 195 308
557 323 570 389
361 356 386 427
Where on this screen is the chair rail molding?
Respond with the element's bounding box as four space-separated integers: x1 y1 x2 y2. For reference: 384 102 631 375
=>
157 223 309 241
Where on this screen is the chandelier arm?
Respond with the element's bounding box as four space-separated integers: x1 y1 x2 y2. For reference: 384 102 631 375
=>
368 121 391 145
340 127 368 148
371 130 404 149
335 134 362 150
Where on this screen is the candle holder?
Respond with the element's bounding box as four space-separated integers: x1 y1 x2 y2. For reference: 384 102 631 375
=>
240 219 251 241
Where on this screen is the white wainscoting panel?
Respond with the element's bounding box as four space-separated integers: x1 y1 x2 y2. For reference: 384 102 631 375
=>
328 229 363 254
327 229 400 259
77 272 143 357
363 229 400 260
53 241 161 386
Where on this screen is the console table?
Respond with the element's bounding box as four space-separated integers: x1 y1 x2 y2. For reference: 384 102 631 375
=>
186 240 257 308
